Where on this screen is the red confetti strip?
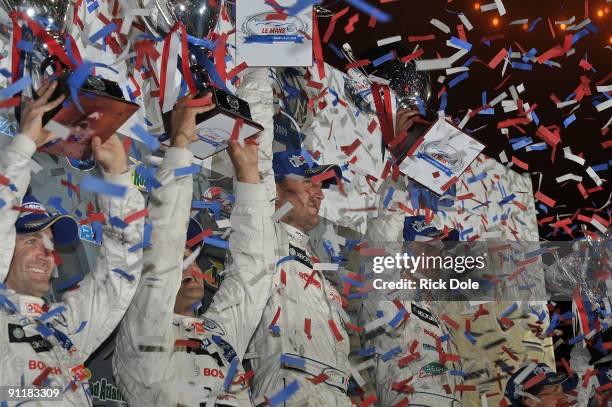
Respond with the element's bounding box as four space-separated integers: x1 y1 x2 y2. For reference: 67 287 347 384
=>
312 10 325 80
400 48 424 63
322 6 350 43
32 367 53 387
304 318 312 340
123 208 148 224
328 319 344 342
186 228 213 248
441 314 460 330
535 191 556 207
0 96 20 108
455 384 476 392
511 156 529 170
185 94 214 108
269 306 281 328
309 373 329 384
230 118 244 142
487 48 508 69
407 34 436 42
344 13 360 34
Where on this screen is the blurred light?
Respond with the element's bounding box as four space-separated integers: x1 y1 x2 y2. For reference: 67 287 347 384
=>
179 4 186 11
199 6 206 14
560 23 567 30
48 18 54 23
605 7 609 14
609 35 612 44
523 23 528 30
474 3 480 10
492 17 499 26
26 7 35 17
597 9 604 17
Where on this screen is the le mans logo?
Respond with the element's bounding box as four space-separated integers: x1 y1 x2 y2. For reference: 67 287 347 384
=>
241 12 309 43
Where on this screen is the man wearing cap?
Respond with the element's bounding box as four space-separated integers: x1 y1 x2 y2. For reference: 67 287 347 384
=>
0 81 145 405
360 179 464 407
504 362 575 406
230 68 352 406
112 91 275 406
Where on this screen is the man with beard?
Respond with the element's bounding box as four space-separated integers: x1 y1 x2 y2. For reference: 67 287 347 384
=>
113 89 275 406
0 81 145 406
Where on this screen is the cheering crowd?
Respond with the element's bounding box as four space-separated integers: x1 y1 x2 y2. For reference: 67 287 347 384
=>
0 68 610 407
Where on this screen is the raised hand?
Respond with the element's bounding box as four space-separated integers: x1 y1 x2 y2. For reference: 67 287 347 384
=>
395 108 421 135
170 93 215 149
227 138 260 184
92 134 128 175
19 81 66 146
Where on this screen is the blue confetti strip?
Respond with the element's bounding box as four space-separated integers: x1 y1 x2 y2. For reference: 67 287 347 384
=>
511 62 533 71
72 321 88 334
372 51 395 68
47 196 69 215
55 274 84 292
17 40 33 52
130 124 160 151
39 306 66 322
388 308 407 329
500 303 517 318
467 172 487 183
381 346 402 362
89 22 117 43
343 0 391 23
36 324 54 338
80 175 127 197
448 72 469 88
270 325 281 334
203 237 229 250
280 354 306 369
223 357 239 391
0 76 32 99
563 114 576 128
464 331 477 345
174 164 201 177
568 334 585 345
383 187 395 209
268 380 300 407
449 36 472 51
357 347 376 357
527 17 542 32
129 223 152 252
109 216 129 229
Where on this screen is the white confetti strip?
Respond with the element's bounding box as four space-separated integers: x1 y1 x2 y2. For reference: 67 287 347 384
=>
494 0 506 15
595 99 612 112
430 18 451 34
596 85 612 92
586 166 603 186
272 202 293 222
489 91 508 107
183 246 202 270
509 19 529 25
377 36 402 46
312 263 339 271
514 361 537 384
446 67 469 75
591 218 608 234
556 100 578 108
458 13 473 30
215 219 231 229
555 174 582 183
563 147 585 166
43 120 71 140
479 3 498 12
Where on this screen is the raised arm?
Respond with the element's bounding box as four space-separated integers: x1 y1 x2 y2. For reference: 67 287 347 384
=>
60 133 145 361
204 68 278 359
0 82 64 281
113 95 216 390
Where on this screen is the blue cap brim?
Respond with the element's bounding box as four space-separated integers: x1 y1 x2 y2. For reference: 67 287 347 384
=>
17 215 79 246
306 164 342 189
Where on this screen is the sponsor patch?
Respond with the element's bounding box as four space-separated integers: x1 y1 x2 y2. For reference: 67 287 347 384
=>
411 303 439 327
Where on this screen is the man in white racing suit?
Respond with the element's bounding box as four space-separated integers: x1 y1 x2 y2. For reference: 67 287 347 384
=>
113 89 276 406
0 81 145 406
231 68 352 406
360 180 464 407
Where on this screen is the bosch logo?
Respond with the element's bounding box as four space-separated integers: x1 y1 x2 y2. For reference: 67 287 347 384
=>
203 368 225 379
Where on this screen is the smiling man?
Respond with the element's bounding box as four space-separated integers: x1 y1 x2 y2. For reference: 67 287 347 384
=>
0 81 145 406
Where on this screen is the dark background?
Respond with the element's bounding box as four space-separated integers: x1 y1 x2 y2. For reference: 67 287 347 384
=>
316 0 611 240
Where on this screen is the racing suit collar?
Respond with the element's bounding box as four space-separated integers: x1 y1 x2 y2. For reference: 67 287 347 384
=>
282 223 309 248
12 293 46 317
